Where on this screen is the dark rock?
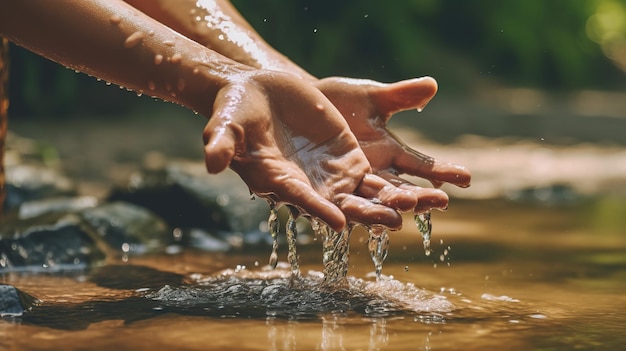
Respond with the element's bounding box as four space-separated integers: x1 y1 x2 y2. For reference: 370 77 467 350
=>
0 284 41 317
79 201 172 254
0 199 180 272
3 164 76 213
0 213 105 272
108 162 271 248
16 196 98 220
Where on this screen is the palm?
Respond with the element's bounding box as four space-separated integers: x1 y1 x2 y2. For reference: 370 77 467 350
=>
316 76 471 211
202 71 416 230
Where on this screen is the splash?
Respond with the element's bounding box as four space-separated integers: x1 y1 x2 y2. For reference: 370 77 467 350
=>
147 267 453 320
368 225 389 281
414 211 432 256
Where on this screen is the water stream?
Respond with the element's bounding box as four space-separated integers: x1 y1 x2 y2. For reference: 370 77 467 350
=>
2 199 625 350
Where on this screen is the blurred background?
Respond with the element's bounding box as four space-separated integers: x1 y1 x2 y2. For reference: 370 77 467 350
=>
5 0 626 200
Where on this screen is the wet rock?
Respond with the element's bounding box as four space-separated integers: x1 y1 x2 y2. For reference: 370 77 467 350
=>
3 164 76 213
0 213 105 272
79 201 172 255
0 199 179 272
108 161 271 249
0 284 41 317
16 196 98 220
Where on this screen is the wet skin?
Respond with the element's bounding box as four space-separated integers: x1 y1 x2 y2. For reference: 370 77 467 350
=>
0 0 430 231
125 0 472 215
203 70 417 230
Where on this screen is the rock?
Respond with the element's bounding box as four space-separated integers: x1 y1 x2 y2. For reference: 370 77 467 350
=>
0 284 41 317
0 213 105 272
79 201 172 255
3 164 76 213
108 161 272 248
0 200 178 272
16 196 98 220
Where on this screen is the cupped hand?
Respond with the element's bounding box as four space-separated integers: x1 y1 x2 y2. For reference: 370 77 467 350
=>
315 76 471 213
202 70 418 231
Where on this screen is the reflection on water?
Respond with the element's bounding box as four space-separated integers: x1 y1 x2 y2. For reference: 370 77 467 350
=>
1 199 626 350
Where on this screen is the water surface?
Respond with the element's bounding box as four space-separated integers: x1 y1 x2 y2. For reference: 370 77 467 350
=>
1 199 625 350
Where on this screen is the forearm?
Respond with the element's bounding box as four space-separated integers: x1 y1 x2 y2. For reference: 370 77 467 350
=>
0 0 251 117
124 0 316 81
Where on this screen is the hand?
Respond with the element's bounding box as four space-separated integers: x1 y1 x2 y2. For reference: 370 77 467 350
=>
202 70 418 231
315 76 471 213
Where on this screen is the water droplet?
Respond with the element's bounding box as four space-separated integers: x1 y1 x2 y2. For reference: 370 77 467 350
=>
109 15 122 25
313 28 318 33
124 31 145 48
163 40 175 46
218 34 225 40
147 80 156 91
154 54 164 65
415 211 432 256
170 53 182 64
105 81 112 86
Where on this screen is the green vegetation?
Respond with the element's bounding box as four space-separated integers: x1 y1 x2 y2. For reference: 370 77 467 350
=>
6 0 626 116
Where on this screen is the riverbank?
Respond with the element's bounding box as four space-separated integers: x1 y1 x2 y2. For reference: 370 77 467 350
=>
7 90 626 202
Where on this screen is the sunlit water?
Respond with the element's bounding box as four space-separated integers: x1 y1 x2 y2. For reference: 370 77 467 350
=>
2 199 626 350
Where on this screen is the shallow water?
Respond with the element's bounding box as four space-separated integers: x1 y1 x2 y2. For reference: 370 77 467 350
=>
1 199 625 350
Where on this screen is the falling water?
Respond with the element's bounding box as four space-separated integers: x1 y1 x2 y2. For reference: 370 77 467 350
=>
315 221 352 287
368 225 389 280
414 211 432 256
267 204 279 270
285 206 301 279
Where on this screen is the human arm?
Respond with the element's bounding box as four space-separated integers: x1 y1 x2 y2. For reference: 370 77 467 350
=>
0 0 416 231
123 0 471 212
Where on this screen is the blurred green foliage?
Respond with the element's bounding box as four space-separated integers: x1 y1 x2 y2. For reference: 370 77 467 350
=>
6 0 626 117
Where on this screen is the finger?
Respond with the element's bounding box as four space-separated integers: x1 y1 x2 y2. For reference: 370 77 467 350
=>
372 76 438 120
356 174 417 212
202 119 241 174
272 177 347 232
335 194 403 230
378 171 450 213
393 146 471 188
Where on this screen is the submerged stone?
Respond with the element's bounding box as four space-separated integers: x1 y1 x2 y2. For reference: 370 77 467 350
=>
0 284 41 317
108 162 271 249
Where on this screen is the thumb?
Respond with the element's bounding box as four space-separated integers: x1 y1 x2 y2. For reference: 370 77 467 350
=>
372 76 438 120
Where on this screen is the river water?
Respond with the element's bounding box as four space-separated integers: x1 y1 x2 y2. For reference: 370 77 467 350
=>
1 198 625 350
